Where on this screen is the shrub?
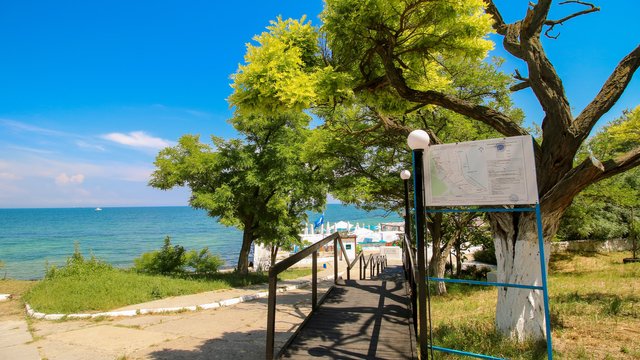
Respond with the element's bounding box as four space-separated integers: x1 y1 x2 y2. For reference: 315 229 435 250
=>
133 236 223 275
473 240 497 265
185 248 223 274
133 236 185 275
45 243 112 280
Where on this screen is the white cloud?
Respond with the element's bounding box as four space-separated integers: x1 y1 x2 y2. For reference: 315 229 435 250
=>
55 173 85 186
75 140 106 152
101 131 172 150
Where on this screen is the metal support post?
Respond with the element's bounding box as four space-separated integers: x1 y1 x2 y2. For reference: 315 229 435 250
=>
413 149 429 359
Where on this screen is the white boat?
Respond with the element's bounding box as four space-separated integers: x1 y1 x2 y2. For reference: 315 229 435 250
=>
95 208 102 211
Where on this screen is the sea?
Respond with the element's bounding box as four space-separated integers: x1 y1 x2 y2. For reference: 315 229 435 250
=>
0 205 401 280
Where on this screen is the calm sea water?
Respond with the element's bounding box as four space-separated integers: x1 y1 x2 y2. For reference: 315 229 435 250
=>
0 205 400 280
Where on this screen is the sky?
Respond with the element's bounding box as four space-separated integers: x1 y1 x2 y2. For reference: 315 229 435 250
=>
0 0 637 208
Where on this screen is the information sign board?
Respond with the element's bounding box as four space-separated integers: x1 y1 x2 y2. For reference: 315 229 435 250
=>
424 135 538 206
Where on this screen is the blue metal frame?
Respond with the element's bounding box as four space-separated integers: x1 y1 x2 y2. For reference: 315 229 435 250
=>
425 204 554 359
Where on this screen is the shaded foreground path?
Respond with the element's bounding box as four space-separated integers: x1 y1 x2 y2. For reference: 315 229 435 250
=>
282 266 416 359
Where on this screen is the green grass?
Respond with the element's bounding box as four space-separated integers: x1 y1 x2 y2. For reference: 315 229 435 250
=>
24 266 313 314
428 252 640 359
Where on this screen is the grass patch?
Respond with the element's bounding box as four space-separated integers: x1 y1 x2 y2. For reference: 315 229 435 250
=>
24 264 313 314
429 252 640 359
278 267 313 280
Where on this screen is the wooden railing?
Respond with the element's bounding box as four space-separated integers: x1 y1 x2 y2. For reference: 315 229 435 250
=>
265 232 386 359
402 233 419 337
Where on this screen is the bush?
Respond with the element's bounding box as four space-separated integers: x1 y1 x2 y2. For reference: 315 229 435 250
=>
185 248 223 274
473 239 497 265
133 236 223 275
45 243 112 280
133 236 185 274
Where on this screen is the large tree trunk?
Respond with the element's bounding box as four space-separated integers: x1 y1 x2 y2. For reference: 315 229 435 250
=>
490 211 558 341
428 246 451 295
237 226 254 275
427 213 451 295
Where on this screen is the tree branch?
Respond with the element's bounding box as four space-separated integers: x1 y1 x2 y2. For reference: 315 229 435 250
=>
483 0 524 59
483 0 507 35
572 45 640 140
541 146 640 214
522 0 553 39
374 44 532 139
353 75 388 92
543 1 600 39
510 69 530 91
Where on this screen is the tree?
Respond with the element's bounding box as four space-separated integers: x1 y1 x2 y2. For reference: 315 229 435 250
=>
228 1 640 340
321 0 640 341
559 107 640 240
314 53 519 295
149 113 329 274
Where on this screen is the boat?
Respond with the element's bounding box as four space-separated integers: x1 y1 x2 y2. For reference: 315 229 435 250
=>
95 208 102 211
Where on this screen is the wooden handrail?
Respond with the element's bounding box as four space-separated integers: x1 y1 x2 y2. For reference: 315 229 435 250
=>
270 232 340 275
266 232 361 360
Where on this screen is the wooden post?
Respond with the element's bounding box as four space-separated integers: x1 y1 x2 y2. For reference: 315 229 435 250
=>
334 238 338 284
266 271 278 360
312 250 318 310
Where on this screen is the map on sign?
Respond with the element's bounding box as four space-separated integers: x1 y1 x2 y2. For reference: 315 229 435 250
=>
424 135 539 206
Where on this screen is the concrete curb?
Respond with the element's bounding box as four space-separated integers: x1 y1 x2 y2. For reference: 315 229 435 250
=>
25 272 342 321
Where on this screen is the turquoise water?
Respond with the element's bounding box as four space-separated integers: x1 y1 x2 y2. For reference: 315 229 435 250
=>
0 205 400 280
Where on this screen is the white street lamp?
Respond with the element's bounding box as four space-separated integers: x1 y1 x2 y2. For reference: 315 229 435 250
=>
407 129 430 150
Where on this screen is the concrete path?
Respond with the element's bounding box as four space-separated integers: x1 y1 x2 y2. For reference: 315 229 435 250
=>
23 261 372 360
0 319 40 360
30 282 333 360
1 259 394 359
0 292 41 359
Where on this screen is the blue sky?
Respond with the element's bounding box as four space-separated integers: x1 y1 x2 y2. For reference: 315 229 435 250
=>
0 1 637 208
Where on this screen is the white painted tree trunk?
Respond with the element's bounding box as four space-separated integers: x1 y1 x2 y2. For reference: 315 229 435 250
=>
491 212 553 341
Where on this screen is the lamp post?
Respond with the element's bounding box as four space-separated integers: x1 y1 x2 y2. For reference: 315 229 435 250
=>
407 130 430 359
400 169 412 282
400 170 412 244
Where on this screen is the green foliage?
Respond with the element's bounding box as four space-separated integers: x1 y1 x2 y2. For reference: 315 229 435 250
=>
322 0 494 96
559 109 640 240
133 236 222 275
229 17 322 115
45 243 112 280
558 200 629 240
133 236 185 275
150 109 330 273
473 246 497 266
185 248 224 274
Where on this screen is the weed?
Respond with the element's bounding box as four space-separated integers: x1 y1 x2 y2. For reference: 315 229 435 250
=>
605 296 623 316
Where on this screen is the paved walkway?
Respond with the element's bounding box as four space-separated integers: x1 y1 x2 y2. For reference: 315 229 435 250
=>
2 260 384 360
0 292 40 359
0 319 40 360
1 259 401 360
